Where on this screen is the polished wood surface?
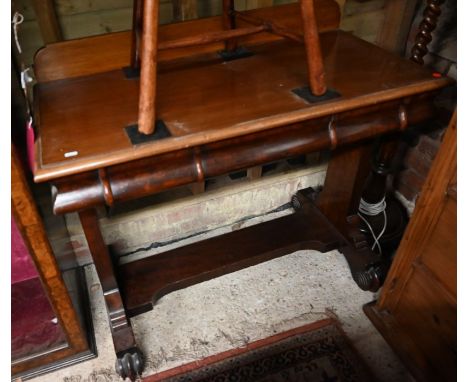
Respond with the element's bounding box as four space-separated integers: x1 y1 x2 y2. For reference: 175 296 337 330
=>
364 111 456 382
51 96 435 215
34 31 451 182
34 2 340 83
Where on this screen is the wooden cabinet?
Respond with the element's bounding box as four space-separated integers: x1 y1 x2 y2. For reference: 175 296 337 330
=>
364 112 457 381
11 147 96 379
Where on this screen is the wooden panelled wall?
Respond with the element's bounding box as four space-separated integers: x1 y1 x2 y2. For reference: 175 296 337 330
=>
13 0 395 66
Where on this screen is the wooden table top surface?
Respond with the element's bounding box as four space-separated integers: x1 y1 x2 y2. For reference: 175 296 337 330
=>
34 30 451 182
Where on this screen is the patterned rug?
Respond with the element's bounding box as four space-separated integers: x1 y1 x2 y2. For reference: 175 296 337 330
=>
143 318 374 382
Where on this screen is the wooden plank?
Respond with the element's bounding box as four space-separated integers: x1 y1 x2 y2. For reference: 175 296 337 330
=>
418 195 457 297
344 0 385 15
54 0 134 15
340 8 386 43
246 0 274 9
378 111 456 310
31 0 63 43
247 166 263 180
173 0 198 21
377 0 419 54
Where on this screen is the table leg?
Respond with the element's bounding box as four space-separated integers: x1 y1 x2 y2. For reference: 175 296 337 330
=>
317 143 372 233
316 143 387 291
79 209 143 381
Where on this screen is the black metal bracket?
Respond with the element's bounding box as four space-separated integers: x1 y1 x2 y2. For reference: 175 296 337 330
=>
292 87 341 104
123 66 140 79
125 120 171 145
218 46 253 61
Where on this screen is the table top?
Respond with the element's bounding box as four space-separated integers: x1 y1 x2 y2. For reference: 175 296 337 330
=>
34 30 452 182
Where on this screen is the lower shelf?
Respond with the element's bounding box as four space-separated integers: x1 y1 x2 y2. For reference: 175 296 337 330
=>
118 189 379 317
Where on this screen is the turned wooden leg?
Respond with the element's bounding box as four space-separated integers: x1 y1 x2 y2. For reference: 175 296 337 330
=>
130 0 143 71
299 0 327 96
138 0 160 135
79 209 143 381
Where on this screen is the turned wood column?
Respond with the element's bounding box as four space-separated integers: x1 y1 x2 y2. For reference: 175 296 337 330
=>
411 0 446 65
138 0 160 135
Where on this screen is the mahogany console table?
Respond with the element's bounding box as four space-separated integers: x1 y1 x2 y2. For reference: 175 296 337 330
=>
31 1 452 380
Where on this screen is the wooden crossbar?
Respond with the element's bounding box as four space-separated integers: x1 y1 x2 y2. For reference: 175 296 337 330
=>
158 24 267 50
134 0 328 135
233 10 303 43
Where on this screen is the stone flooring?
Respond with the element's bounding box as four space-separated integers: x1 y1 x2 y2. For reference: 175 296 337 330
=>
27 208 413 382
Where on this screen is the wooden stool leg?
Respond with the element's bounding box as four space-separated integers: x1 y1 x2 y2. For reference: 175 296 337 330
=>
79 209 143 381
299 0 327 96
138 0 160 135
223 0 238 52
130 0 143 71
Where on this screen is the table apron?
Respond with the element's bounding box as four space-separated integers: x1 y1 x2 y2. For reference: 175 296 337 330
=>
51 95 435 215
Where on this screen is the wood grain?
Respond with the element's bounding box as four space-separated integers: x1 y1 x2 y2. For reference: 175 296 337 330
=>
50 96 436 215
379 111 456 309
34 2 341 83
34 31 452 182
365 111 457 382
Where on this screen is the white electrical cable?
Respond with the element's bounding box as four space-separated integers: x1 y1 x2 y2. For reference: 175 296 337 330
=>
12 12 24 54
358 197 387 254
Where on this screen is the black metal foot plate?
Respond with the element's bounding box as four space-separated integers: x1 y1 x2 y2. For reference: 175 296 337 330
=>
125 120 171 145
218 46 253 61
123 66 140 79
292 86 341 104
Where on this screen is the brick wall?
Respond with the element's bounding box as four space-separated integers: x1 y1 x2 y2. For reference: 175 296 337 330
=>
394 0 456 207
